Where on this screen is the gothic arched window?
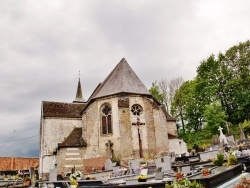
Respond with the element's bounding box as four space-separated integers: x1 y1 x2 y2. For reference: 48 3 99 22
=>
131 104 143 116
101 104 112 135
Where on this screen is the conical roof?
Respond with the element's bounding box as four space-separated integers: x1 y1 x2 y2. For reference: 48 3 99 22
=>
92 58 150 99
73 78 86 103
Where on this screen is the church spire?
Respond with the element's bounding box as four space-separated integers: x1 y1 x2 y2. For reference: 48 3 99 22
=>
73 71 86 103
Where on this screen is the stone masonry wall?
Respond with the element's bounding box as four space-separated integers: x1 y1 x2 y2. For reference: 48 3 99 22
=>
118 106 133 159
40 117 82 175
57 147 85 175
143 98 156 158
83 102 99 158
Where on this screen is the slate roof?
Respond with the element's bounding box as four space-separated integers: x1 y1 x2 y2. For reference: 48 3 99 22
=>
73 78 86 103
91 58 151 99
58 127 87 147
42 101 85 118
164 111 176 121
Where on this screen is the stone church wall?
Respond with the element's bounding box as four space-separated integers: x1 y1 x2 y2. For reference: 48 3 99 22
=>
144 98 157 158
40 117 82 175
83 102 99 158
129 96 148 158
57 147 85 175
118 96 133 160
167 121 177 136
97 97 120 158
155 109 169 152
144 98 169 157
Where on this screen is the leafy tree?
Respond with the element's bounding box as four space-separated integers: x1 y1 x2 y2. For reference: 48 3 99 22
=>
149 81 165 106
195 41 250 125
242 120 250 137
203 102 228 136
218 41 250 123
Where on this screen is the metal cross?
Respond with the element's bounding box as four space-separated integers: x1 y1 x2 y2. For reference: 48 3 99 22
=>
132 117 145 158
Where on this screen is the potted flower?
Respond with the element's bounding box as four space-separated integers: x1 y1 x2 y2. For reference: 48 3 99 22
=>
70 179 78 188
138 174 147 182
201 168 210 176
166 178 204 188
175 171 183 180
75 171 82 180
70 171 82 181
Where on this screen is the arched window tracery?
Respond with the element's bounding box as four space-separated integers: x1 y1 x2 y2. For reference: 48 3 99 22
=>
101 104 112 135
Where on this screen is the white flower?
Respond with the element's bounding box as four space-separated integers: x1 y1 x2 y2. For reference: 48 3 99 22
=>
70 171 82 180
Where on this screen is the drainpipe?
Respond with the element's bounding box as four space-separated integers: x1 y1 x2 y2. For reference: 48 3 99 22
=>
41 154 51 180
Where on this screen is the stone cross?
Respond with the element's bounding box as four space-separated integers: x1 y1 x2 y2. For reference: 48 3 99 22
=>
105 140 113 159
218 126 228 145
132 118 145 158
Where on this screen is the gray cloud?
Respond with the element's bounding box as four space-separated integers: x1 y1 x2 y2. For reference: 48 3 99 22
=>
0 0 249 156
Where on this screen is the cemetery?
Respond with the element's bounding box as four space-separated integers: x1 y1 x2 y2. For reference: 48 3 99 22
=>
4 127 245 188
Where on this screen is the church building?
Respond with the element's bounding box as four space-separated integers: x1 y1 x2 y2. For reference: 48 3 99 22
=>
39 58 176 178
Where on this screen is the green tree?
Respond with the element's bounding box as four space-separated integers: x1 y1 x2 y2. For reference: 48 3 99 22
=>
149 81 165 106
203 102 228 136
219 41 250 123
242 120 250 137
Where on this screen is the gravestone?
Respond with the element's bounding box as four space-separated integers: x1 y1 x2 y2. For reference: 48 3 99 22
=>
30 167 36 188
239 123 246 140
181 166 190 175
140 169 148 175
128 159 141 174
49 169 57 181
155 156 171 173
105 140 113 159
112 166 120 177
199 150 218 161
104 159 113 171
155 171 164 180
227 135 235 144
218 142 224 154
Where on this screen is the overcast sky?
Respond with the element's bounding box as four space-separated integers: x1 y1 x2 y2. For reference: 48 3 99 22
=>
0 0 249 157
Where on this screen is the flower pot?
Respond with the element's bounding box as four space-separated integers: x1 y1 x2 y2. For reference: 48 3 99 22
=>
70 185 77 188
138 179 147 182
76 177 81 180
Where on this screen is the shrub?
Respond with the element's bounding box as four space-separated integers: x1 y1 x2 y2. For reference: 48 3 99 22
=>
227 154 238 165
213 153 224 166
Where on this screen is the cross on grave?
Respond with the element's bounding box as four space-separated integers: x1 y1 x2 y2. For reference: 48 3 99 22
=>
218 126 228 145
132 117 145 158
105 140 113 159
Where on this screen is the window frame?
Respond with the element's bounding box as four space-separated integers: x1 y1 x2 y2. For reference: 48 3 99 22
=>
100 103 113 135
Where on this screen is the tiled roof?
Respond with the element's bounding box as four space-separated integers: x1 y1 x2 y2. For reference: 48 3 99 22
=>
91 58 151 99
0 157 39 171
58 127 87 147
42 101 85 118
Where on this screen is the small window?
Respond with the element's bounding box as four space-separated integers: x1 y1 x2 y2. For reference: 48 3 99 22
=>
131 104 143 116
101 104 112 134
